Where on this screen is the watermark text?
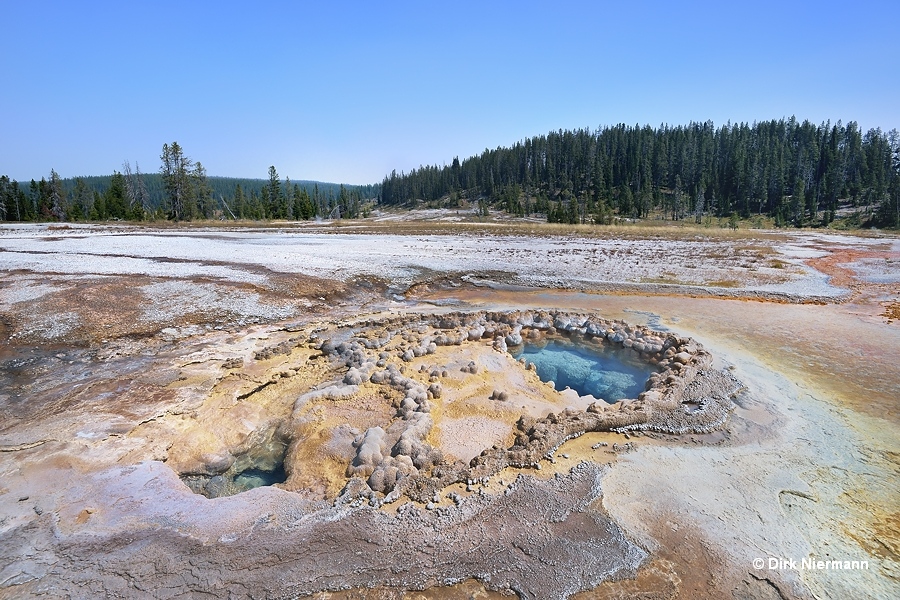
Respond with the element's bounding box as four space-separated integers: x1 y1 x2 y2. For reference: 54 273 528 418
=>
753 557 869 571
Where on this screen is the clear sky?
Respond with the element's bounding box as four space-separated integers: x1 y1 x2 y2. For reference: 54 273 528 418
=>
2 0 897 185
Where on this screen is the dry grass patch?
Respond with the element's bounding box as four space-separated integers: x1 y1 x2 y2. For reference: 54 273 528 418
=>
704 279 741 288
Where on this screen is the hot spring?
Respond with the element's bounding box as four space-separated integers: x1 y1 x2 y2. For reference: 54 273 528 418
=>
511 340 657 402
180 434 288 498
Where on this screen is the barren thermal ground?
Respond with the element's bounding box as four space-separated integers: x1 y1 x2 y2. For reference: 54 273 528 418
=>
1 221 898 599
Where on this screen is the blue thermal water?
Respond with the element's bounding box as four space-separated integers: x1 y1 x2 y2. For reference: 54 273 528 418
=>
511 340 654 402
233 463 287 491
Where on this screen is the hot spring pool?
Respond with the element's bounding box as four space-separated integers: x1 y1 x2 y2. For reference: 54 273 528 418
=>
181 437 288 498
511 340 656 402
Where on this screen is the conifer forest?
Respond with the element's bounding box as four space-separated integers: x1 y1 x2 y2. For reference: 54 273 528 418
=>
2 118 899 227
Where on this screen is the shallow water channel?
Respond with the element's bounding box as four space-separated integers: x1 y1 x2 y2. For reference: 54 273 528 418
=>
510 339 656 402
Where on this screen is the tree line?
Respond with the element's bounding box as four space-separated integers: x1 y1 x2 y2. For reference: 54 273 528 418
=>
0 143 379 222
380 118 900 227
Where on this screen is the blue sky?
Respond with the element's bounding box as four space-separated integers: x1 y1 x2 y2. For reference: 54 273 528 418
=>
2 1 897 184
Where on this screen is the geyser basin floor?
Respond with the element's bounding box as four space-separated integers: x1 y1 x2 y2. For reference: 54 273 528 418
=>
0 307 739 599
1 224 897 599
510 340 656 402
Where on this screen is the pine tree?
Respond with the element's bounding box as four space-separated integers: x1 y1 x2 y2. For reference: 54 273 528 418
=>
0 178 23 221
35 178 49 219
123 160 150 219
260 186 270 219
790 178 805 226
234 184 246 218
293 186 314 220
0 176 7 221
70 177 92 221
103 172 128 219
193 162 213 218
267 166 283 218
49 170 67 221
90 189 107 220
284 176 293 218
160 142 196 220
351 189 361 219
338 184 348 218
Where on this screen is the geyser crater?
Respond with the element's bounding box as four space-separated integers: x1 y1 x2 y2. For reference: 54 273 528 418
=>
172 309 741 503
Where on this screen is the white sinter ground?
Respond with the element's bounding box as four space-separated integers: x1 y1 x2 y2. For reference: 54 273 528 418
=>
0 224 855 299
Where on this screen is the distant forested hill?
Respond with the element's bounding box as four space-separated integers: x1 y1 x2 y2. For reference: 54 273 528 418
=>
58 175 379 211
0 167 379 223
380 118 900 227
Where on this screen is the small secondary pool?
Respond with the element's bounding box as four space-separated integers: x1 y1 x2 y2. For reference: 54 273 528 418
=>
511 340 655 402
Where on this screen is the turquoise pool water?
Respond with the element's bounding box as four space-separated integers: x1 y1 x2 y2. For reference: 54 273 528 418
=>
511 340 655 402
